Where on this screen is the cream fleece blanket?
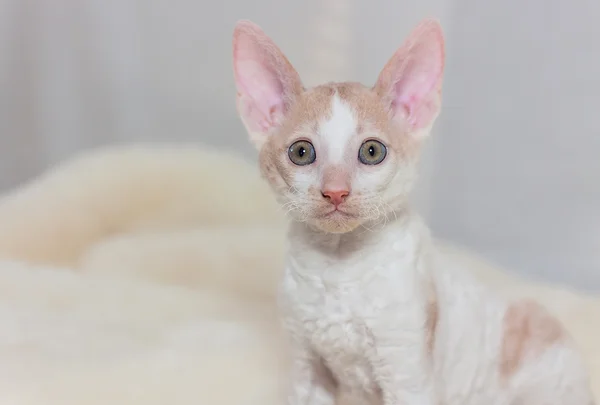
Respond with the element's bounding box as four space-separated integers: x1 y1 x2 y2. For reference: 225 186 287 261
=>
0 144 598 404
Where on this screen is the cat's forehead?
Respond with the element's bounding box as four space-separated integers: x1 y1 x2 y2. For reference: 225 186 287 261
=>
284 82 391 139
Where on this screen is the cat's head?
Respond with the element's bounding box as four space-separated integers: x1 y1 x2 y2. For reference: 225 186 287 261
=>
232 19 445 234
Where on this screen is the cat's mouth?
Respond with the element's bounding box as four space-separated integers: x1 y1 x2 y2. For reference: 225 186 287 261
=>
320 208 356 218
311 207 363 233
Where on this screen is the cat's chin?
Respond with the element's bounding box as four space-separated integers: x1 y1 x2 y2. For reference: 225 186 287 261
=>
309 216 364 234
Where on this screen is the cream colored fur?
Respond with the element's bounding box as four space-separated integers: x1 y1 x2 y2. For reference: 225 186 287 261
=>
0 143 599 404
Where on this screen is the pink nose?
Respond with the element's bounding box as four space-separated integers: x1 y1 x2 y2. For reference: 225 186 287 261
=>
321 189 349 207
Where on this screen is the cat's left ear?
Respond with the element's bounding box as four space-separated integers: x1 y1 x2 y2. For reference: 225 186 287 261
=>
374 19 445 135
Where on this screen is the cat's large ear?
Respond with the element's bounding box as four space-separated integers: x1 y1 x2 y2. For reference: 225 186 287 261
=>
374 19 445 135
233 20 303 149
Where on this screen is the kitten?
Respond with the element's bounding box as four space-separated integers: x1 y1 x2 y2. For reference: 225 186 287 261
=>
231 18 595 405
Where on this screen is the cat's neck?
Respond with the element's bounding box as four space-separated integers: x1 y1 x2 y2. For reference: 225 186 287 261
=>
286 208 431 263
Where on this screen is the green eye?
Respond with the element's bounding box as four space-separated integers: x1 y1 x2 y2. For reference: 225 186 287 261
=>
288 140 316 166
358 140 387 165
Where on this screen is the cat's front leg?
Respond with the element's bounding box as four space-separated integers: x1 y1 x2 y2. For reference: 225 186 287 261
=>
367 320 437 405
371 343 436 405
287 341 336 405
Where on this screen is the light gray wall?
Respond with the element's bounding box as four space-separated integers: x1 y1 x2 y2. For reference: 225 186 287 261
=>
0 0 448 187
1 0 598 290
429 0 600 290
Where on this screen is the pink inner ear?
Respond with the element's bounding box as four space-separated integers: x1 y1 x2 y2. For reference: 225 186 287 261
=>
233 21 301 134
377 20 445 130
235 50 285 126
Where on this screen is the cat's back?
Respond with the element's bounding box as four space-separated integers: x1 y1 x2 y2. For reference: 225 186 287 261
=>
431 254 593 405
432 265 507 402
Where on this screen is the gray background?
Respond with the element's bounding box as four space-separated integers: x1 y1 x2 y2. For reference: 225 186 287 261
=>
1 0 598 291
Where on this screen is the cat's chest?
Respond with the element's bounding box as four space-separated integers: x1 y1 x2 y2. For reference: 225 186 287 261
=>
293 279 376 350
287 277 380 388
283 260 393 326
281 265 403 390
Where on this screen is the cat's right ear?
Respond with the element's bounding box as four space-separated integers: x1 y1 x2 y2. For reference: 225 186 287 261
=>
233 20 303 149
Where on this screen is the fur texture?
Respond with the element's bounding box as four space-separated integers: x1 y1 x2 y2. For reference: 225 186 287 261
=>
0 144 598 404
233 19 596 405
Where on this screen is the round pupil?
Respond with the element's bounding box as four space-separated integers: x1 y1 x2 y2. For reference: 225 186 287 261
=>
369 145 375 156
298 147 305 157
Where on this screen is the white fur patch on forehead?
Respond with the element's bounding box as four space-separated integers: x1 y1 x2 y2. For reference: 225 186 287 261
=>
318 93 357 164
